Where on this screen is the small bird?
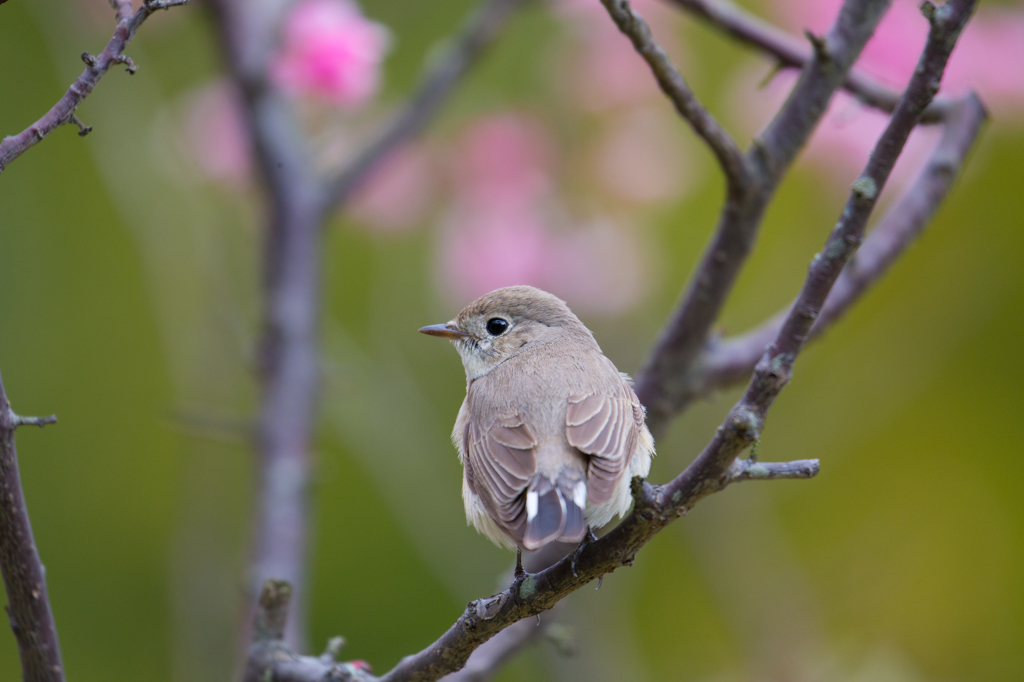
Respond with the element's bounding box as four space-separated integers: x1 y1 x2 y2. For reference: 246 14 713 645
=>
420 286 655 571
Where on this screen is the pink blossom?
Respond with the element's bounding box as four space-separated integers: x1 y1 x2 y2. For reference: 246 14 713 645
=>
451 114 555 211
541 219 648 314
183 79 252 187
438 206 552 302
437 207 648 315
270 0 390 108
589 107 693 206
348 143 438 232
437 112 649 314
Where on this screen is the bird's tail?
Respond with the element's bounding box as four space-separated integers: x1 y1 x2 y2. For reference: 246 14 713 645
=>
523 471 587 550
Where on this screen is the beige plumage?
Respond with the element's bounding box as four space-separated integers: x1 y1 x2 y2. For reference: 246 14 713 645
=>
421 286 655 552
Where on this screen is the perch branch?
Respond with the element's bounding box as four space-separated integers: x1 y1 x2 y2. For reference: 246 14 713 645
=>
601 0 750 195
0 0 190 173
0 369 65 682
634 0 894 436
326 0 529 209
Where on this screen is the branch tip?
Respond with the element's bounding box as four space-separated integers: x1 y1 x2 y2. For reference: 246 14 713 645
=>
253 579 292 642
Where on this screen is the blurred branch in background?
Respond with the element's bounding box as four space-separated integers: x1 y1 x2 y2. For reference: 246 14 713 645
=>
0 0 190 172
206 0 528 651
0 369 63 682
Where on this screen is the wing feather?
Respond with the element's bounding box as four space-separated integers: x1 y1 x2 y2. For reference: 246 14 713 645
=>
465 413 537 539
566 385 644 506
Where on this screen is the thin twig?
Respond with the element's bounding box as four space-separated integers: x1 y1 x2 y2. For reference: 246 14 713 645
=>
601 0 750 196
634 0 894 436
695 93 988 395
0 0 191 173
664 0 952 123
325 0 528 210
0 369 65 682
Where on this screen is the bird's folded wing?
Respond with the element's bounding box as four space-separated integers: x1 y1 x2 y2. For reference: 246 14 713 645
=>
465 415 537 534
566 387 643 506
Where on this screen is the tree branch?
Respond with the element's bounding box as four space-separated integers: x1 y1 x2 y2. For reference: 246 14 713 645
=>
664 0 952 123
634 0 894 437
0 368 65 682
600 0 750 196
0 0 190 173
325 0 529 209
695 93 988 396
659 0 976 504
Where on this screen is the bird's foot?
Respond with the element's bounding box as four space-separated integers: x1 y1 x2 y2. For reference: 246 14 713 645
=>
571 528 599 578
510 549 528 594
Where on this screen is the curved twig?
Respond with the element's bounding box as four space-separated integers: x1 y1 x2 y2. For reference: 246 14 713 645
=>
0 0 190 173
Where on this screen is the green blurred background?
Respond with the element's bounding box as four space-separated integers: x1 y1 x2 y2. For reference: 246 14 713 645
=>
1 0 1022 681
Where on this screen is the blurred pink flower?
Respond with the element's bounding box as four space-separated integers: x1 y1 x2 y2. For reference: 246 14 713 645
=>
438 206 551 301
437 112 648 314
776 0 1024 115
542 219 648 314
558 1 686 111
183 79 252 187
451 114 556 211
590 107 693 205
437 207 648 315
348 143 438 232
270 0 390 108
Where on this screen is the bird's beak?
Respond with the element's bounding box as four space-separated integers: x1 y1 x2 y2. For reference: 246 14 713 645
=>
419 323 469 340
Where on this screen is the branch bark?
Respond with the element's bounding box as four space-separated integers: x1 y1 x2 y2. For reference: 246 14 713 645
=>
0 369 64 682
633 0 894 437
0 0 191 173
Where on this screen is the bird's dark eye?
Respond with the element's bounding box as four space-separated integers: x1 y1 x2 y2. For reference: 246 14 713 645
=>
486 318 509 336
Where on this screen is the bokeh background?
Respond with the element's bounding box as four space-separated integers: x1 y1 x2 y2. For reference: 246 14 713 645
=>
1 0 1023 680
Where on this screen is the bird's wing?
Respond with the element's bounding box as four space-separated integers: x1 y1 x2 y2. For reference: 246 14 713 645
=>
565 382 644 506
464 412 538 541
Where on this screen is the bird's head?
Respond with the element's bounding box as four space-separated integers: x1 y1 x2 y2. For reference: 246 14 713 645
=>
420 285 594 380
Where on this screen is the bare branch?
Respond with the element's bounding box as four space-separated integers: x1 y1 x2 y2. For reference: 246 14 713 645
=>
635 0 894 436
665 0 952 123
0 0 191 173
601 0 750 195
325 0 529 210
695 93 988 395
659 0 976 505
0 369 65 682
